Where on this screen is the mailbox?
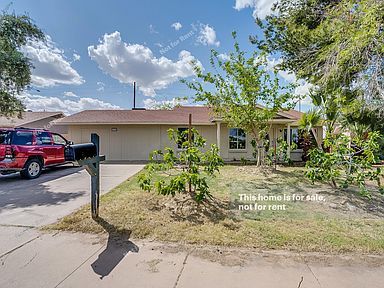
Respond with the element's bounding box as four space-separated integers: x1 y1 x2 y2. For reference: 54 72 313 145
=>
65 143 97 161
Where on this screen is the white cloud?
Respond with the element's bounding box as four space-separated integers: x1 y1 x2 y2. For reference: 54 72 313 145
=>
143 97 188 110
294 80 314 112
88 31 202 96
21 36 84 87
18 93 120 115
278 70 296 83
264 56 314 107
295 81 313 97
73 53 81 61
265 56 296 82
96 81 105 92
234 0 278 19
171 22 182 31
295 81 314 108
63 91 78 98
197 24 220 47
218 53 230 61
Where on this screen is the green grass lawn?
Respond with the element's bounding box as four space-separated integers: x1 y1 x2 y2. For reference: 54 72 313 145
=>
48 165 384 254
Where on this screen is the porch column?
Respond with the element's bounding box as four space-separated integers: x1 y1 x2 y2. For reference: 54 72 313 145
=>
216 122 221 156
287 123 291 159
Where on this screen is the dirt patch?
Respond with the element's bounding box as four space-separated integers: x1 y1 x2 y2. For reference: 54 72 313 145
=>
141 258 163 273
148 240 384 267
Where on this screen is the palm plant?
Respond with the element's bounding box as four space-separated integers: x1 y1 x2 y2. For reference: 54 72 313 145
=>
299 109 321 161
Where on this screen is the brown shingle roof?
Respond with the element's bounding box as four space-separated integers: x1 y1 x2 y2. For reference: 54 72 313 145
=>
0 112 65 128
56 106 214 125
283 109 304 120
56 106 303 125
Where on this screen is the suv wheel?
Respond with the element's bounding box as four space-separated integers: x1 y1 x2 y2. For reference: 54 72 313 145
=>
21 159 43 179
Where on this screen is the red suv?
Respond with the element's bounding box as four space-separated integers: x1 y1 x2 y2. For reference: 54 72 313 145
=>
0 128 72 179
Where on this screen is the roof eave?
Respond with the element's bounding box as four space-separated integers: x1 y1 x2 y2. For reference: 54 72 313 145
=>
55 122 215 126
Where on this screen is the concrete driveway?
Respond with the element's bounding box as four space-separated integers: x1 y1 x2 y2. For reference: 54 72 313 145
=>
0 164 144 228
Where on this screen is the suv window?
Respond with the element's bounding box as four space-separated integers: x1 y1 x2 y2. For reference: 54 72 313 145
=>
52 134 67 145
36 131 52 145
12 131 33 145
0 131 11 145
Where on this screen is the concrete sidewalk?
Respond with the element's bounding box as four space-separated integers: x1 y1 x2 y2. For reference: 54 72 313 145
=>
1 229 383 288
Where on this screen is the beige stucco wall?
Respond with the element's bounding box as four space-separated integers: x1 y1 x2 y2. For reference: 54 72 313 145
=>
66 123 324 162
67 124 217 161
220 123 287 161
220 123 323 161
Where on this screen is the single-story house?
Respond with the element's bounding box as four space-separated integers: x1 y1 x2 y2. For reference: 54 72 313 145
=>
0 111 66 133
55 106 323 162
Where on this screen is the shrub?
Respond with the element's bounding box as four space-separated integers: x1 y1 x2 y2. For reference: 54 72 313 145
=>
305 131 383 197
138 128 224 202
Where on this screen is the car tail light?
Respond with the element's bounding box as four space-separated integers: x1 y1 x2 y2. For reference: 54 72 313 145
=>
5 146 14 159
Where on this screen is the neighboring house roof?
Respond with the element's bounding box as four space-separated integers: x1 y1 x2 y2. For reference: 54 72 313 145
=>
0 112 65 128
56 106 304 126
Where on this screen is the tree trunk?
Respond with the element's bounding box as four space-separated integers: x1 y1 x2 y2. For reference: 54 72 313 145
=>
331 178 337 188
256 146 262 166
253 136 264 167
310 128 321 148
251 128 267 167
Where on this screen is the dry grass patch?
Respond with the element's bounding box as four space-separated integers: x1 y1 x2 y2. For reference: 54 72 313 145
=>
47 166 384 254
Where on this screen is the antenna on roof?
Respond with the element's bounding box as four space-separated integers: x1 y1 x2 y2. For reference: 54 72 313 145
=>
132 82 146 110
133 81 136 109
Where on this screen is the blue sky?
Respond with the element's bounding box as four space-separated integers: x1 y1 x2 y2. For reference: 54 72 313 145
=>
3 0 312 114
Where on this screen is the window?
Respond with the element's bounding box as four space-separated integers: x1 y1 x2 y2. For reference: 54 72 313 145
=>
52 134 67 145
229 128 246 150
177 128 194 149
36 131 52 145
284 128 316 149
0 131 11 145
11 131 33 145
284 128 300 147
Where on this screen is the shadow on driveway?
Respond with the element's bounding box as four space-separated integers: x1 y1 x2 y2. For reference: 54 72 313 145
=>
0 165 86 211
91 217 139 279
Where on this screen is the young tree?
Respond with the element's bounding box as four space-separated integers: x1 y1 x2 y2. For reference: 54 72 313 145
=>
183 33 297 166
0 11 45 117
138 127 223 202
306 131 383 197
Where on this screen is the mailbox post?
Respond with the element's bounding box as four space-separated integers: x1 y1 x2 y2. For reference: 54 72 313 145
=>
91 134 100 218
76 133 106 219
